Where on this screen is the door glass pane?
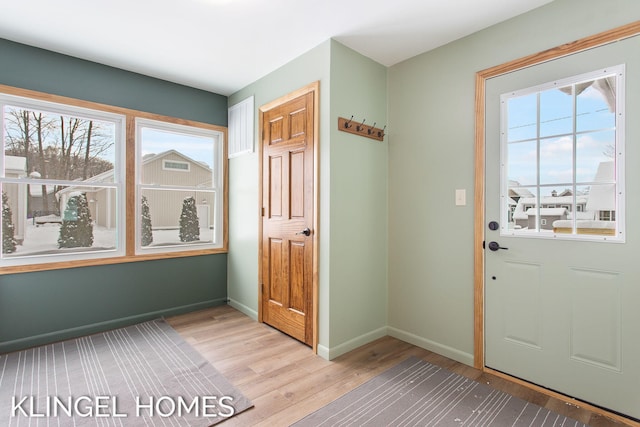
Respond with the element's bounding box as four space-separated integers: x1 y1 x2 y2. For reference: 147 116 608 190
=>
502 65 623 241
584 184 616 236
507 141 537 186
540 86 573 137
576 130 615 184
539 187 569 232
507 93 537 142
576 77 616 133
540 136 573 185
512 193 537 232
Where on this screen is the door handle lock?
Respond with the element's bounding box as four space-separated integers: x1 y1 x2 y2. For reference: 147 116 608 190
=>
296 228 311 236
488 241 508 251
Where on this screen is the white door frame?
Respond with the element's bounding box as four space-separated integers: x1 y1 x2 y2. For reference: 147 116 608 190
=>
473 21 640 425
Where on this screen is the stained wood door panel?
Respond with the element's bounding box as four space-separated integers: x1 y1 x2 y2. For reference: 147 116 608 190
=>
288 241 306 313
268 238 284 303
260 89 315 346
269 156 283 217
290 150 305 218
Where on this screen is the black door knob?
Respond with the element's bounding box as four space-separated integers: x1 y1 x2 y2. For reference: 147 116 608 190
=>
488 241 508 251
296 228 311 236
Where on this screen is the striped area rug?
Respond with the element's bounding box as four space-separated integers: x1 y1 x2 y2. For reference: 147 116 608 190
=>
293 356 588 426
0 319 252 426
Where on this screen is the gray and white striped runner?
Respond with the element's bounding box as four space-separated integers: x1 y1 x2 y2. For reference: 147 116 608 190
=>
293 356 588 426
0 319 252 426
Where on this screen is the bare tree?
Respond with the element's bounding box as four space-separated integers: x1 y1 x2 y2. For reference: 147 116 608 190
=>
603 144 615 159
4 106 116 216
32 112 54 212
83 120 93 180
4 108 33 159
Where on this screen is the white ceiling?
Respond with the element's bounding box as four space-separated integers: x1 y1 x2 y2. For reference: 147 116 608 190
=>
0 0 553 96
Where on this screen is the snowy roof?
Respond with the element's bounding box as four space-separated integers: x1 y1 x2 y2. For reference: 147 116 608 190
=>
60 150 213 190
507 180 534 198
516 195 588 206
525 207 568 216
141 150 212 171
508 187 534 197
586 161 615 211
514 207 569 220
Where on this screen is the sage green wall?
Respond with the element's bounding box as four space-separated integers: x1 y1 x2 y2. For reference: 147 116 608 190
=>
227 40 387 359
387 0 640 365
327 41 388 357
0 39 229 353
227 41 332 338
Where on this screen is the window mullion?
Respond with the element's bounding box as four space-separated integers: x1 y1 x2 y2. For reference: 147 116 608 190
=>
572 83 578 235
536 92 541 232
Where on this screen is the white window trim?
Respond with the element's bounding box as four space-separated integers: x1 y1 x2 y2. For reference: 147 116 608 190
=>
499 64 625 243
135 118 224 254
0 94 126 266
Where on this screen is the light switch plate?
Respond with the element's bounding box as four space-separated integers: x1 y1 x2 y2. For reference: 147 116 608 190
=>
455 189 466 206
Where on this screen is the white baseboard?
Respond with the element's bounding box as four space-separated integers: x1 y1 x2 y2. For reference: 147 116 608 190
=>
320 326 388 361
388 326 474 366
227 298 258 320
317 344 331 360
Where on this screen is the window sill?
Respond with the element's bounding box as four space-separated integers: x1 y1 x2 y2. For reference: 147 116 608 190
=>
0 247 228 275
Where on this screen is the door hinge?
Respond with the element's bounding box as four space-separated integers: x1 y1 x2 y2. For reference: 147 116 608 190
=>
261 207 265 216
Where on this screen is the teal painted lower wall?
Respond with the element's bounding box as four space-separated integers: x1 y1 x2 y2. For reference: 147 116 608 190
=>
0 255 228 353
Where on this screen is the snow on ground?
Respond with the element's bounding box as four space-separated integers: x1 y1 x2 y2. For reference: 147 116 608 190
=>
7 217 212 257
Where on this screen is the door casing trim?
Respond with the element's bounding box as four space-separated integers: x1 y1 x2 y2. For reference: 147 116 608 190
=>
474 21 640 426
258 81 320 353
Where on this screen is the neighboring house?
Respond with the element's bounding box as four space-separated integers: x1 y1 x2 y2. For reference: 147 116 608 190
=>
512 161 616 233
507 180 534 204
585 161 616 221
523 207 568 230
513 192 590 229
507 181 535 222
57 150 215 230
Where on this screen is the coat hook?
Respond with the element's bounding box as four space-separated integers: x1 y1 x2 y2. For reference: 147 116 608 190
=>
344 115 354 129
378 125 386 138
356 118 366 132
367 122 377 135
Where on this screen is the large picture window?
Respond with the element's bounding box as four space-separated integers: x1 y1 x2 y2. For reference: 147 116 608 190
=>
501 65 625 241
0 87 227 272
136 119 225 253
0 94 125 265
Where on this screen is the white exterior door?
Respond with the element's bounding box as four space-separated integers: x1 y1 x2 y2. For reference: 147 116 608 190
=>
484 36 640 419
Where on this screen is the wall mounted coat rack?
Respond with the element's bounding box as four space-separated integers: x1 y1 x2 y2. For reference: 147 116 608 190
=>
338 116 386 141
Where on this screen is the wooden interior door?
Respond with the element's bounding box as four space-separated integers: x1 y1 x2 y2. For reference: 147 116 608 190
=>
259 87 316 347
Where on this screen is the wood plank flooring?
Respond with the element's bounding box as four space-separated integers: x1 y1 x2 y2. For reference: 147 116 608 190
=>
167 305 632 427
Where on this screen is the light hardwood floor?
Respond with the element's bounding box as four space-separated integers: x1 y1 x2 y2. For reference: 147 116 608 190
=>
167 305 632 427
